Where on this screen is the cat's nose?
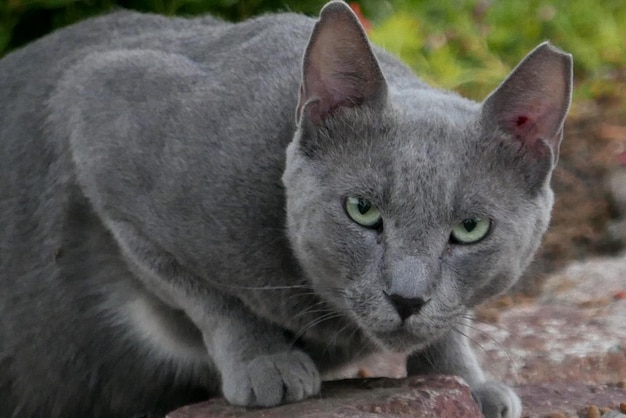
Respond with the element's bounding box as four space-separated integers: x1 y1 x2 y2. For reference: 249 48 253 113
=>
385 292 429 321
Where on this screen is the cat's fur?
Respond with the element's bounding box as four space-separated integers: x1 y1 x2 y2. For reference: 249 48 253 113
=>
0 1 572 417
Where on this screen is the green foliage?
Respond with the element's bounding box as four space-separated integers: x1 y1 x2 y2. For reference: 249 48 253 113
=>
364 0 626 100
1 0 623 103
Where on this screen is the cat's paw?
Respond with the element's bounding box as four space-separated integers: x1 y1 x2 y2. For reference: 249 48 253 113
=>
222 350 320 407
472 381 522 418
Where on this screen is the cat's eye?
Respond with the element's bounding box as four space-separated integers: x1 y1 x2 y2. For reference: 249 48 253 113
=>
450 217 491 244
345 197 382 229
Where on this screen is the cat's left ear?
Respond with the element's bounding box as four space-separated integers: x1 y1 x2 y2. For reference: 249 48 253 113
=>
481 42 573 164
296 1 387 125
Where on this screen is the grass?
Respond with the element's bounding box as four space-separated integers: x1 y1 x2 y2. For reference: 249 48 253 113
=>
363 0 626 104
3 0 624 106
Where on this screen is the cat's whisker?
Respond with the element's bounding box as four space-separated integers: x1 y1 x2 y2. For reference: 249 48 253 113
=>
316 321 358 361
292 305 333 321
290 312 343 344
452 323 521 378
460 313 515 335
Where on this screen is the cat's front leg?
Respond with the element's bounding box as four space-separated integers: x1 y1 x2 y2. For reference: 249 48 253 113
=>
188 297 321 407
470 380 522 418
105 220 320 407
406 324 521 418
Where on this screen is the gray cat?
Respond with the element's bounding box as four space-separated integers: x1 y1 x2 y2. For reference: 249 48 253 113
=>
0 1 572 417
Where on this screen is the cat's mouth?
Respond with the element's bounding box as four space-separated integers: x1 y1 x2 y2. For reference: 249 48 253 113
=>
360 304 463 353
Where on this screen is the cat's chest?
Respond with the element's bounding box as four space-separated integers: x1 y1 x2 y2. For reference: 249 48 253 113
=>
120 292 207 364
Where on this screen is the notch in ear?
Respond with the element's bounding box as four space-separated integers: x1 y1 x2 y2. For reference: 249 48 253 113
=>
482 42 573 164
296 1 387 125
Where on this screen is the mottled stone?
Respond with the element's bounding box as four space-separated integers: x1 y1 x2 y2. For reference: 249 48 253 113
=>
472 256 626 416
166 375 483 418
516 383 626 417
474 257 626 387
474 304 626 386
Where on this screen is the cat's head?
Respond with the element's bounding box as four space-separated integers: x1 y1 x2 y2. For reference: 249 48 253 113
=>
282 1 572 351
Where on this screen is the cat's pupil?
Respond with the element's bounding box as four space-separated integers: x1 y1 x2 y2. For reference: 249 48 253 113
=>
357 199 371 214
463 219 477 232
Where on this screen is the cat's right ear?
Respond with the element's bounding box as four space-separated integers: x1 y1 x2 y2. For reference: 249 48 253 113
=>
296 1 387 125
481 42 573 165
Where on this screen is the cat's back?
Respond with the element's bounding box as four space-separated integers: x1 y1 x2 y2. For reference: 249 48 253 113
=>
0 10 321 304
0 11 229 184
0 9 312 123
0 11 213 101
0 9 315 223
0 8 317 312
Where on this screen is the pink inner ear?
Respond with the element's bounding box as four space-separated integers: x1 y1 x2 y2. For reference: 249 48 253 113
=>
503 95 559 142
482 42 572 162
515 115 529 127
507 112 537 139
504 111 552 157
297 1 386 125
511 114 536 142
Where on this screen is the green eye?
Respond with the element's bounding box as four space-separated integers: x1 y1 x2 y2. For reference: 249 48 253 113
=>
450 217 491 244
345 197 382 228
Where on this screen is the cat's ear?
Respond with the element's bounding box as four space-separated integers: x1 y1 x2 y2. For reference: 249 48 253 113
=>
296 1 387 125
481 42 573 164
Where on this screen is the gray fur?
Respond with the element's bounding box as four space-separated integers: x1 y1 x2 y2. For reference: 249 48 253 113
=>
0 1 572 417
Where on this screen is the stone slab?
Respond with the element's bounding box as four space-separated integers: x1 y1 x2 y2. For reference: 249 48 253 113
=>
166 375 483 418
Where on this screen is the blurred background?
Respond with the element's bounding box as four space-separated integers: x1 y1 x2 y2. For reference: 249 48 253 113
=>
2 0 625 293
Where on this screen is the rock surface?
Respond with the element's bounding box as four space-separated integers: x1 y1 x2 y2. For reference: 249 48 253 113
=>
474 255 626 417
166 375 483 418
515 383 626 417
